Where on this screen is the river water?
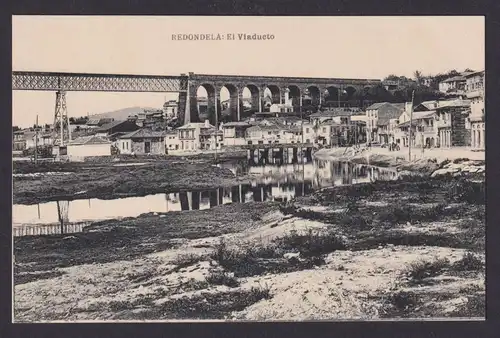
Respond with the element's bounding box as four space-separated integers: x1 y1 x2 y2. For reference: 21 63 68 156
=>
12 157 398 236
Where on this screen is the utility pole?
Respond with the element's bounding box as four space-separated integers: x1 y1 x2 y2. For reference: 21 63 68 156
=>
34 114 39 165
214 99 218 163
408 90 415 161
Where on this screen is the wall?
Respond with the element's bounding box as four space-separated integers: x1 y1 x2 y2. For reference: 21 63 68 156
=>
165 134 181 152
119 139 132 154
450 108 467 146
130 138 165 155
67 143 111 158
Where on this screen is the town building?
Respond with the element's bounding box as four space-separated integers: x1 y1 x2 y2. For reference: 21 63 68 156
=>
177 120 215 151
246 120 301 145
438 75 467 95
199 128 223 150
269 103 294 113
309 110 351 126
118 129 166 155
465 70 485 150
366 102 405 144
94 120 140 139
163 100 178 120
13 128 54 151
165 130 181 153
66 135 112 160
135 109 164 128
396 110 437 148
221 121 253 146
434 100 471 148
86 118 114 130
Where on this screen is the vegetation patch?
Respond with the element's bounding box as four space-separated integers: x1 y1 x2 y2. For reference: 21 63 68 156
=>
205 271 240 288
154 286 272 319
404 257 450 285
210 230 345 277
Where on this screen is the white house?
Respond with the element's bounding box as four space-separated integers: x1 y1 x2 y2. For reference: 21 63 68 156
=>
177 120 215 151
66 135 112 160
165 130 181 153
221 121 252 146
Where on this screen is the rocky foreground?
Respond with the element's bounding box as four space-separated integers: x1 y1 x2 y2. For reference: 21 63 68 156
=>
14 175 485 321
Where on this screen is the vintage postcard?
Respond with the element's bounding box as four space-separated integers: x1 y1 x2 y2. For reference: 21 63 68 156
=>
12 16 485 322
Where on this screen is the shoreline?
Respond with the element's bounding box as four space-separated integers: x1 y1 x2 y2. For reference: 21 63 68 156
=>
14 175 485 321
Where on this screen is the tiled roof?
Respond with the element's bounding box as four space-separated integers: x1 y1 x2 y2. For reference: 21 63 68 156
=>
310 110 351 117
366 102 391 110
464 70 484 77
222 121 252 127
94 120 129 132
435 99 471 109
119 129 166 139
69 135 111 145
442 75 466 83
177 122 213 130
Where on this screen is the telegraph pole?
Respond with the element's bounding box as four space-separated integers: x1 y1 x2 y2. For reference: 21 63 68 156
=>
408 90 415 161
214 97 218 163
34 114 39 165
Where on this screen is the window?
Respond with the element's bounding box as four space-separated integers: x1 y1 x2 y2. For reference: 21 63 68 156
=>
306 128 310 133
322 127 326 133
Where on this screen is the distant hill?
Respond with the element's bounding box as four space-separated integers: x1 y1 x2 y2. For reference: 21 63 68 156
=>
88 106 157 121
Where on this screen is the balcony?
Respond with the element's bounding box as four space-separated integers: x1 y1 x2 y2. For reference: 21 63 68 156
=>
466 90 484 99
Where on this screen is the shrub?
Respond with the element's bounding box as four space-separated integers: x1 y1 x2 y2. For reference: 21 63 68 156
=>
275 229 346 258
405 257 450 282
452 252 484 272
205 271 240 288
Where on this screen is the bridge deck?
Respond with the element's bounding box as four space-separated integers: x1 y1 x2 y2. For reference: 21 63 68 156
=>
12 71 186 92
239 143 314 150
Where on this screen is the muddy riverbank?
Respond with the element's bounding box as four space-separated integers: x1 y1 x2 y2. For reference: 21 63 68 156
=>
13 157 250 205
14 175 485 321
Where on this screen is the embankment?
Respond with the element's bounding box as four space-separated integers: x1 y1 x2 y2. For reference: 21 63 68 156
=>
13 158 249 205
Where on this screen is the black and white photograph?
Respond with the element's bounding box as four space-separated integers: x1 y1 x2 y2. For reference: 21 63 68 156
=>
12 16 485 322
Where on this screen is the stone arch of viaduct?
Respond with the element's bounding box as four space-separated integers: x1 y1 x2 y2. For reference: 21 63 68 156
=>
179 73 382 124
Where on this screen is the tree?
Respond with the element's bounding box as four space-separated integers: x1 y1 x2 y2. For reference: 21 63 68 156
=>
413 70 423 85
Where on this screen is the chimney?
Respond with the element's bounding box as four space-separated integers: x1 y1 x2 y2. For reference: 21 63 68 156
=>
205 119 210 128
405 102 413 113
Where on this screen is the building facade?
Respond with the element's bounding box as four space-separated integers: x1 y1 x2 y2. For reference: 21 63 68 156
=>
177 120 215 151
221 121 253 146
465 71 485 150
165 130 181 153
366 102 405 144
435 102 470 148
118 129 166 155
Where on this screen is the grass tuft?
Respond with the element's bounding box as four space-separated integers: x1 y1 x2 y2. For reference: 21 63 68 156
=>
205 270 240 288
405 257 450 283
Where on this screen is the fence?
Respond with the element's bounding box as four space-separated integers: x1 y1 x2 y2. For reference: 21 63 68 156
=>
13 222 90 237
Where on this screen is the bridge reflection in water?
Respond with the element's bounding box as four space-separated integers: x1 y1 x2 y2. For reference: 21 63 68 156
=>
12 159 398 237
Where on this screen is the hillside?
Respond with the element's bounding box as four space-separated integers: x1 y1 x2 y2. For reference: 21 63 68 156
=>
88 106 157 121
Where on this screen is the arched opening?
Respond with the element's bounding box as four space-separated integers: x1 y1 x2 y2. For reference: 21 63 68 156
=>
242 84 260 118
425 137 431 148
219 84 239 123
302 86 320 114
324 86 342 108
344 86 358 107
262 85 280 112
286 85 301 113
196 84 216 123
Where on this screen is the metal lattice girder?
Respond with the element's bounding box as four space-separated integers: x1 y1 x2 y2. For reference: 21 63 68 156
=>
12 71 187 92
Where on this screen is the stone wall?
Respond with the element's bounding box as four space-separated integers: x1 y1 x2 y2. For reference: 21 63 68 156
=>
450 108 467 146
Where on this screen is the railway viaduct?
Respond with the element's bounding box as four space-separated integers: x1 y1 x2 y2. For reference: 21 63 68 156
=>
12 71 382 128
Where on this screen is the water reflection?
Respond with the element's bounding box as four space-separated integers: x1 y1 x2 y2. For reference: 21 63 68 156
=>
12 159 398 236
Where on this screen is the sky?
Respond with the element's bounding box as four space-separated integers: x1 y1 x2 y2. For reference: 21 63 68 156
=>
12 16 484 127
